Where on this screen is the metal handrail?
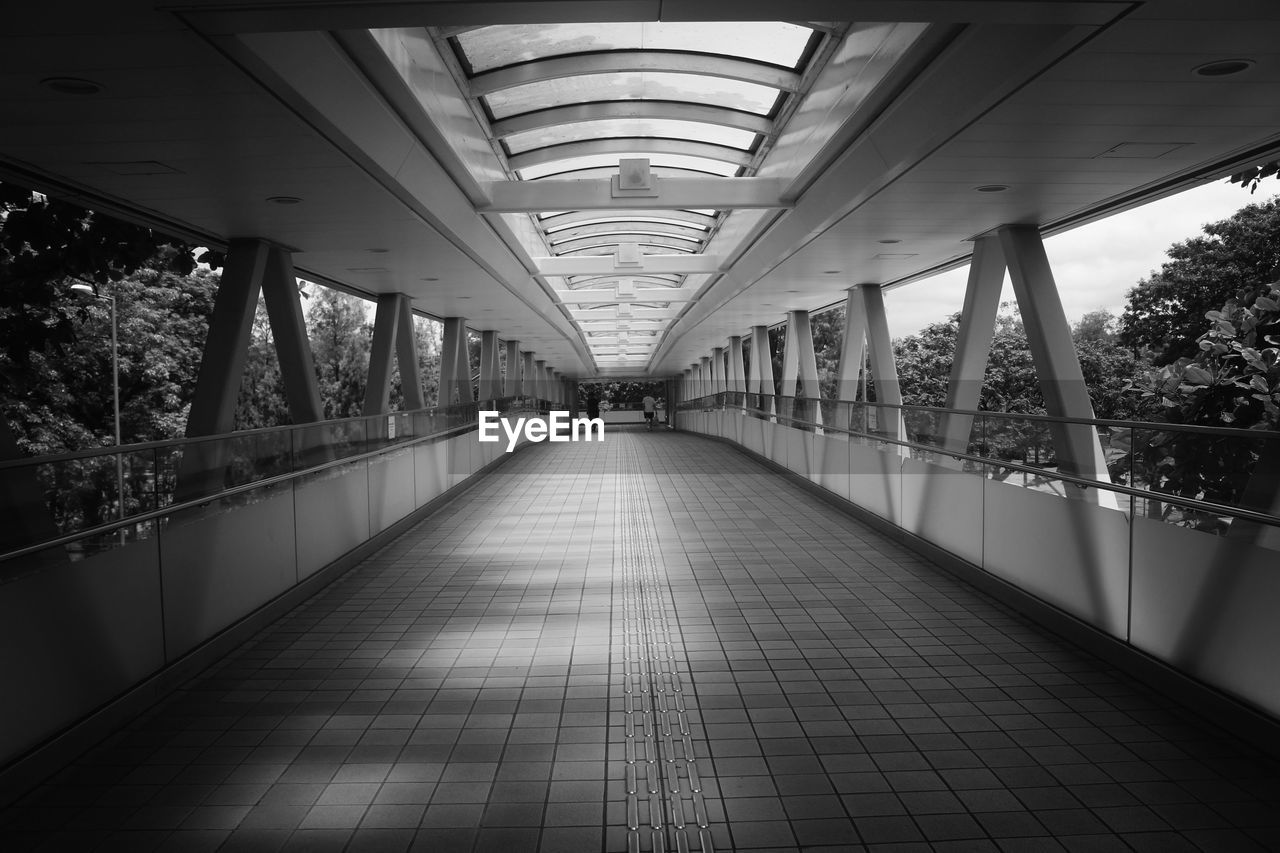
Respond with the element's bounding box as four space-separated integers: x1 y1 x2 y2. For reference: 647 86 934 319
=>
0 417 485 565
681 394 1280 529
679 393 1279 440
0 400 495 471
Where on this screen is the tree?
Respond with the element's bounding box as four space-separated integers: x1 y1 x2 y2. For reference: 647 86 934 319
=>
305 287 371 419
1119 197 1280 364
2 265 220 454
1127 278 1280 523
234 296 290 430
0 183 213 390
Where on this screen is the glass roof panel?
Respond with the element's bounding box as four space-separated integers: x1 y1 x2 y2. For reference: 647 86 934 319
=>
505 119 756 154
560 243 696 255
485 72 781 118
550 231 703 246
458 23 812 74
546 217 708 233
519 153 739 180
521 166 725 182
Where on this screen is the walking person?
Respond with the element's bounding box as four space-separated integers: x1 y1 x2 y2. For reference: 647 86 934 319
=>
642 393 657 431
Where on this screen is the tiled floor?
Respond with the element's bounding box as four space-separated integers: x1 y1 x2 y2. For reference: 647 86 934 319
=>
4 429 1280 852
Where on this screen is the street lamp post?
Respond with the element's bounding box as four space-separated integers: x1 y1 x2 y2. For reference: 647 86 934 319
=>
70 282 126 546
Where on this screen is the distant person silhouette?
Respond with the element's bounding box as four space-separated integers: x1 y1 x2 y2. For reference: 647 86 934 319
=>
642 394 657 431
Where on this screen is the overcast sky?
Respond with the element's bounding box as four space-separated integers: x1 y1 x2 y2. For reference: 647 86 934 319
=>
882 179 1273 339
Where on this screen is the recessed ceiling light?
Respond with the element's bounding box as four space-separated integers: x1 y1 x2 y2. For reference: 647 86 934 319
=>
785 289 800 293
458 296 472 299
367 248 389 254
877 239 901 244
974 184 1009 193
421 276 439 282
266 195 303 205
823 270 842 274
1193 59 1254 77
41 76 104 95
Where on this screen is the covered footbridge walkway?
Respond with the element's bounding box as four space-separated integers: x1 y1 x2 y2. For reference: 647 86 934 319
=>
4 431 1280 853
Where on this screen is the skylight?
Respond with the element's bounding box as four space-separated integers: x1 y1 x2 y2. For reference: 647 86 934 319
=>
441 20 826 368
457 22 814 73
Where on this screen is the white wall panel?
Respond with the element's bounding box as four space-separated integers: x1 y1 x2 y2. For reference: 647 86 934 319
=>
368 446 416 534
982 479 1129 637
160 486 297 656
849 444 902 524
295 462 371 579
901 457 984 568
415 440 448 506
0 542 165 763
1131 519 1280 717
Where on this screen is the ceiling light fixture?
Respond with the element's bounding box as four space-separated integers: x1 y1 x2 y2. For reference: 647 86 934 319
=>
974 185 1009 193
1193 59 1254 77
41 76 104 95
823 270 842 274
266 195 303 205
877 239 901 244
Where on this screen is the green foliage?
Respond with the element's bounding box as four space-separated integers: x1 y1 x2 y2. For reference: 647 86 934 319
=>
1127 279 1280 516
234 297 290 430
2 265 220 454
579 380 665 407
305 287 372 419
0 183 213 383
1119 197 1280 365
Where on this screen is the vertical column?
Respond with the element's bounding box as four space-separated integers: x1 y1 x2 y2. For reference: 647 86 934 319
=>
779 310 821 425
940 235 1005 453
544 366 556 405
728 336 746 394
478 330 500 401
186 239 268 437
440 317 469 405
689 365 700 399
260 245 324 424
999 225 1114 504
522 351 535 397
505 340 521 397
699 357 712 400
835 287 868 433
749 325 775 417
364 292 405 416
396 299 424 411
862 285 907 445
836 288 867 404
711 346 726 395
534 359 547 402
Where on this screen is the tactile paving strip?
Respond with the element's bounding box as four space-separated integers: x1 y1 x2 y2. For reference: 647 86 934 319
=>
617 440 715 853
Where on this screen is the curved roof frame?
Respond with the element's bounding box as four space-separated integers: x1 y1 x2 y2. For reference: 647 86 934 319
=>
442 21 826 371
565 275 684 290
559 240 698 255
470 52 802 98
548 222 707 243
491 101 773 138
507 138 753 172
541 210 716 229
